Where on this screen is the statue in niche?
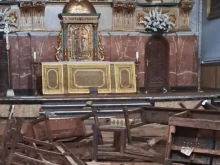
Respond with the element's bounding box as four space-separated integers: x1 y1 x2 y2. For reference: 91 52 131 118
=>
73 27 88 60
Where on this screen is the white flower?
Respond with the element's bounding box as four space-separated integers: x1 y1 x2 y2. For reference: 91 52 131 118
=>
140 7 175 33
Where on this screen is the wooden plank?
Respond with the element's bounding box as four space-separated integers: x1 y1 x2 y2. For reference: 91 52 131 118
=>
16 143 63 157
169 117 220 130
13 153 58 165
173 111 190 118
142 106 220 124
57 142 85 165
55 145 78 165
6 118 23 165
171 145 220 156
97 151 153 161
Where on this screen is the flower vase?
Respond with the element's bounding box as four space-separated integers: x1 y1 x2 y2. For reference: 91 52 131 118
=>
152 32 164 37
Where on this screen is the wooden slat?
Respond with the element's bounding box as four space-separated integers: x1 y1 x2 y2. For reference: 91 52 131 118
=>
173 111 190 118
13 153 58 165
55 145 77 165
171 145 220 156
16 143 63 157
169 117 220 130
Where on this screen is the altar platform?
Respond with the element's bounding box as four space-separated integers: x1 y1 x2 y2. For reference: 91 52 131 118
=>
0 91 220 106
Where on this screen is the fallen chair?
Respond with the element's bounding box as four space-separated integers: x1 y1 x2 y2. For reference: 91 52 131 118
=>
92 108 152 162
31 111 94 143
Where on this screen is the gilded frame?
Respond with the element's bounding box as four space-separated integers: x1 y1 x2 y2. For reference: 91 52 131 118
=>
42 64 64 94
207 0 220 20
67 63 111 93
114 63 136 93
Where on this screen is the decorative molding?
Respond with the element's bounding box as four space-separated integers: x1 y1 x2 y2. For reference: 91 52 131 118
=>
33 1 46 30
19 1 46 30
113 2 136 30
135 1 193 31
98 32 105 61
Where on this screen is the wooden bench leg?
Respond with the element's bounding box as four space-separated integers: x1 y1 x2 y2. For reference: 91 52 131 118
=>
113 130 126 153
92 124 98 161
165 126 176 160
5 118 23 165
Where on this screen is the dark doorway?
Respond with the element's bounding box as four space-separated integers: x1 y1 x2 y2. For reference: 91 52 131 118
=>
0 33 8 96
145 35 169 92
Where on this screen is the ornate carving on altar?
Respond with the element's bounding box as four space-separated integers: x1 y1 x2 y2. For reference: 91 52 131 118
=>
113 2 136 30
114 63 136 93
19 1 46 30
41 62 136 94
58 0 103 61
42 63 64 94
68 24 94 61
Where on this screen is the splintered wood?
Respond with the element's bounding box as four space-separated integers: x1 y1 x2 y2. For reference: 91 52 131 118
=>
0 105 85 165
1 100 220 165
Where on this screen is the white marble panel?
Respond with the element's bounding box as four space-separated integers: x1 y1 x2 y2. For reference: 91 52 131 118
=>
44 5 63 31
95 5 113 30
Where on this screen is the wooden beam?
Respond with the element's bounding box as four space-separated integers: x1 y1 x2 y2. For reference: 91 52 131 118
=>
171 145 220 156
169 117 220 130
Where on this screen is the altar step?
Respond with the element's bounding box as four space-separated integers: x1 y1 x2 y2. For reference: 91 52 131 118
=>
41 98 152 116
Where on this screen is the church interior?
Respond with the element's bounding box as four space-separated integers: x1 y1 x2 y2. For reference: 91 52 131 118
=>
0 0 220 164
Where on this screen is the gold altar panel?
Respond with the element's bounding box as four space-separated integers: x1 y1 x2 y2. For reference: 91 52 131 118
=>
67 64 111 93
68 24 93 61
42 64 64 94
114 64 136 93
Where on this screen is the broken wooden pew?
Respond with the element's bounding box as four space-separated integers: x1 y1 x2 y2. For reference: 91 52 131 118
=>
0 104 85 165
165 110 220 165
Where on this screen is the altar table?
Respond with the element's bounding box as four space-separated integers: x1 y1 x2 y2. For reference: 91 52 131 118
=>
42 62 136 94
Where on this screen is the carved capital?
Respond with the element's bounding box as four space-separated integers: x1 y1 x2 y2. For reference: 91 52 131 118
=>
93 23 98 30
33 1 46 13
113 2 136 13
180 0 194 13
19 2 32 13
124 3 136 14
61 22 68 28
113 2 125 13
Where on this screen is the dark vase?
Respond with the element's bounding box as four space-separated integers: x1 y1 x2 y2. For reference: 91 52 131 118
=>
152 32 164 36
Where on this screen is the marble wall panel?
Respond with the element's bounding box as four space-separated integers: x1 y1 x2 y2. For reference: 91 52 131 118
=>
9 34 198 89
103 34 198 88
10 33 32 89
176 36 198 86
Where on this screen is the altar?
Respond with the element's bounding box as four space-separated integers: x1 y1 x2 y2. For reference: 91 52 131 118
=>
42 62 136 94
40 0 137 95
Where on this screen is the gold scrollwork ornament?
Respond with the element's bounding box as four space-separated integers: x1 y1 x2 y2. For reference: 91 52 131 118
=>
98 32 105 61
55 31 62 62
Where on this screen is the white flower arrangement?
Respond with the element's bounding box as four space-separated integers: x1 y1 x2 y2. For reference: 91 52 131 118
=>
139 7 175 34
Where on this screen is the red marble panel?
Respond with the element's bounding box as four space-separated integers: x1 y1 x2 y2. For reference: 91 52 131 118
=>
176 36 198 86
101 36 111 61
18 35 32 89
167 36 178 87
110 36 138 61
9 36 20 89
9 35 32 89
104 35 198 88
